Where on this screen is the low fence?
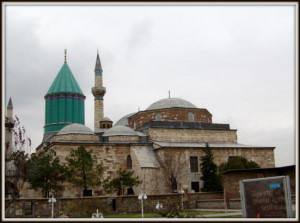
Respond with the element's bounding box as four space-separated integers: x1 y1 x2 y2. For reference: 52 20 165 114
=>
5 192 223 218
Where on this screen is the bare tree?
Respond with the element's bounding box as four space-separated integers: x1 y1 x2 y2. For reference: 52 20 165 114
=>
5 115 31 217
157 151 189 193
12 115 32 153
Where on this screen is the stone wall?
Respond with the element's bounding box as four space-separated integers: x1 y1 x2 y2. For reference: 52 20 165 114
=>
21 143 133 199
222 165 295 208
144 128 238 143
20 141 275 199
213 148 275 167
108 135 139 142
5 192 224 218
50 134 99 142
128 108 212 130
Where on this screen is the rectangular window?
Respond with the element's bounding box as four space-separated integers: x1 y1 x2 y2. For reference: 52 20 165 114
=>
191 181 200 192
24 201 33 216
82 189 93 197
190 156 198 173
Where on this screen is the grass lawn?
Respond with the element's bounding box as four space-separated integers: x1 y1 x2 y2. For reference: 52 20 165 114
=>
104 210 241 218
104 212 162 218
180 210 232 215
214 215 243 218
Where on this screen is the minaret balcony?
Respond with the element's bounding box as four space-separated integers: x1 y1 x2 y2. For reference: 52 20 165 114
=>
92 86 106 97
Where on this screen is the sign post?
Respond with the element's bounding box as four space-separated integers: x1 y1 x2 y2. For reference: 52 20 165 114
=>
240 176 293 218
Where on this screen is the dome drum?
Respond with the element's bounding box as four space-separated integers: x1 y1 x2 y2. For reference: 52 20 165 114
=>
100 117 113 129
50 123 98 143
128 107 212 130
50 134 99 143
101 125 148 143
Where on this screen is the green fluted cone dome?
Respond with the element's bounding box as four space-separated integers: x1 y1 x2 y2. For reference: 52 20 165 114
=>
44 62 85 137
47 63 83 94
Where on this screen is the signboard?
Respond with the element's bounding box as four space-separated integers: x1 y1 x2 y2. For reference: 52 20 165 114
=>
240 176 293 218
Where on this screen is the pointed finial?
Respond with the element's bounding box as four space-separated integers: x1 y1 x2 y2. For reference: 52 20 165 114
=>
97 47 99 55
168 90 171 98
7 97 13 108
64 49 67 63
138 106 140 112
95 50 103 73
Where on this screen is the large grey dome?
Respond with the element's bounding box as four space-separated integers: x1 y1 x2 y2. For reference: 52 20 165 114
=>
57 123 94 135
103 125 146 137
115 112 136 126
146 98 197 111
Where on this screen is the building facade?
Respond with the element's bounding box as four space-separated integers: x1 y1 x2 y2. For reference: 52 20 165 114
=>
19 51 275 198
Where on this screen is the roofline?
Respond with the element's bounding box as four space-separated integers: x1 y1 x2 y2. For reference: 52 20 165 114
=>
221 165 295 174
56 132 96 136
153 145 275 150
140 121 236 131
144 126 237 131
152 141 275 149
102 134 141 137
129 107 212 119
47 141 152 147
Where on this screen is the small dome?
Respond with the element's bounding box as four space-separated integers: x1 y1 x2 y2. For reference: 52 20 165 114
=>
103 125 146 137
146 98 197 111
101 117 112 122
57 123 94 135
115 112 136 126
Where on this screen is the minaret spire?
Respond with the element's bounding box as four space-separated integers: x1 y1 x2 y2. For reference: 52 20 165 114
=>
95 50 103 74
7 97 13 108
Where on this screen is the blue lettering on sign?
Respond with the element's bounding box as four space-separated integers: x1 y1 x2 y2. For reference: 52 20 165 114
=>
269 183 281 189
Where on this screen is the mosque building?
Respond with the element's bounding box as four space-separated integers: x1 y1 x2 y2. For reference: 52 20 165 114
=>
7 50 276 198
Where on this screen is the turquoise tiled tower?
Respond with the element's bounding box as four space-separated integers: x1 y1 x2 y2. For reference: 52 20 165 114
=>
43 50 85 141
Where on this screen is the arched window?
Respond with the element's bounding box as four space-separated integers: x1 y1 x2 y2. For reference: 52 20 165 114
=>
156 113 162 121
188 112 194 121
127 155 132 169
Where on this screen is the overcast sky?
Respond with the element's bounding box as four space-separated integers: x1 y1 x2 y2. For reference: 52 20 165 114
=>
3 3 297 167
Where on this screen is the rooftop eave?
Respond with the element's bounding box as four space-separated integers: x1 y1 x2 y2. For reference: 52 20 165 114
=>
44 92 86 98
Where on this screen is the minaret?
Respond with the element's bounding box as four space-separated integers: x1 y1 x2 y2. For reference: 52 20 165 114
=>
6 97 13 119
5 98 15 159
92 50 106 131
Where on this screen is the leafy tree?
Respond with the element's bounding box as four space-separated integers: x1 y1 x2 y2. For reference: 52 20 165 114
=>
65 146 103 195
25 148 66 197
6 151 29 193
103 168 142 195
200 147 223 192
218 156 260 172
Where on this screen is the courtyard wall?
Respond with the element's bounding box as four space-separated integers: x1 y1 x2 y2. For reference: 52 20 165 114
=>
5 192 223 218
